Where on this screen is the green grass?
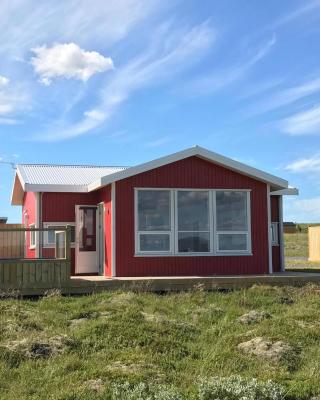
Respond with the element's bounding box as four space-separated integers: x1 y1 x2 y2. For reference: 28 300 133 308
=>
0 287 320 399
284 232 320 271
284 233 308 258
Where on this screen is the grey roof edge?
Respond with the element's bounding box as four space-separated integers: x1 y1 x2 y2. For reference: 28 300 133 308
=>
88 146 289 191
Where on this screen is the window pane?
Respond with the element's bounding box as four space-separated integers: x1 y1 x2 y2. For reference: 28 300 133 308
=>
216 191 247 231
140 234 170 251
178 232 210 253
178 191 209 231
218 234 247 251
138 190 171 231
47 226 75 244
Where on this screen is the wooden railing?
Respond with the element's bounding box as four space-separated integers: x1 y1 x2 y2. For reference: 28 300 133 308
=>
0 226 72 291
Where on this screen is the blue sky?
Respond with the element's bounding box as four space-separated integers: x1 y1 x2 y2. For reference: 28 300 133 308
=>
1 0 320 222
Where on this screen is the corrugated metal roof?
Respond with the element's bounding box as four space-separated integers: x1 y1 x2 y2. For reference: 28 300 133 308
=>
17 164 128 187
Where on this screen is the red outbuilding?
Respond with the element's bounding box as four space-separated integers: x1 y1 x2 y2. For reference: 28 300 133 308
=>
11 146 298 277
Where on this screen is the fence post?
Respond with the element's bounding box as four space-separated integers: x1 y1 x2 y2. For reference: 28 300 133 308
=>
66 225 72 261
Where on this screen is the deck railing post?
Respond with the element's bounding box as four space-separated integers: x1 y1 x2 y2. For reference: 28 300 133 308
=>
66 225 72 261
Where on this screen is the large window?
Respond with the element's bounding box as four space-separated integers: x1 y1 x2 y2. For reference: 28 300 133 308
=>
135 189 251 255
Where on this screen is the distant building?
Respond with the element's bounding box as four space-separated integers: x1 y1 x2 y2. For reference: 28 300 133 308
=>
283 222 296 234
0 217 7 224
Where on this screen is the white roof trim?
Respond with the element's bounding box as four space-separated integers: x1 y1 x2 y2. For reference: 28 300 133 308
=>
270 188 299 196
88 146 289 191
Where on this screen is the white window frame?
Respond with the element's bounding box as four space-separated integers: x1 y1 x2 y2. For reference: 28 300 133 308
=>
134 189 174 254
174 189 213 255
43 222 76 248
134 188 252 256
215 190 252 254
29 223 36 249
271 222 279 246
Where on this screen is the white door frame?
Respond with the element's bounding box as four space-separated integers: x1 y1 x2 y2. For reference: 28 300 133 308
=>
98 202 105 275
75 205 99 274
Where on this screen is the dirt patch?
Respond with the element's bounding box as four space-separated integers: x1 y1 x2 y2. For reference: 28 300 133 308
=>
84 378 104 393
3 335 72 359
237 310 271 324
141 312 167 323
238 337 294 362
110 292 136 306
107 361 157 374
69 318 88 327
278 296 294 305
69 311 112 327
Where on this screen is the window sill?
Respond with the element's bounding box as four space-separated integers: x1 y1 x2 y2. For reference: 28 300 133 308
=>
29 245 36 250
134 252 253 257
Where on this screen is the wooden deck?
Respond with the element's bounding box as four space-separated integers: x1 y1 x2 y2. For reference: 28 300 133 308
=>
5 271 320 296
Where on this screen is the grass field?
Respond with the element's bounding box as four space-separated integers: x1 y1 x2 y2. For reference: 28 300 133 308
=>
0 286 320 399
284 230 320 271
0 228 319 399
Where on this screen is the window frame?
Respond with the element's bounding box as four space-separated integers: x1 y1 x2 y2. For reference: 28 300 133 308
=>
215 190 252 254
134 189 175 255
134 188 252 256
271 222 279 246
43 222 76 248
174 189 213 254
29 223 36 249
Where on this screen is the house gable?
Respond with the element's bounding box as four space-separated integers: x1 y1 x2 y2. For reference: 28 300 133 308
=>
89 145 289 192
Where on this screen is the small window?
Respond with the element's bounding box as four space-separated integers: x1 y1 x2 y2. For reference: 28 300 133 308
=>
136 190 173 253
43 223 75 247
29 223 36 249
271 222 279 246
216 191 250 252
177 190 210 253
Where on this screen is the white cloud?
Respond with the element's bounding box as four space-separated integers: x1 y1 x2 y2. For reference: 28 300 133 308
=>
285 155 320 173
0 75 9 86
36 20 216 140
281 105 320 135
0 117 19 125
0 0 163 58
31 43 113 85
178 35 276 96
0 81 31 120
284 197 320 223
245 77 320 116
269 0 320 30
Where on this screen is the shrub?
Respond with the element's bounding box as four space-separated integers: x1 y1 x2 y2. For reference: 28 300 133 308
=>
111 382 184 400
198 376 285 400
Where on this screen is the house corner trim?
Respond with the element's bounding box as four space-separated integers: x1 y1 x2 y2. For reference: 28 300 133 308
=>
267 185 273 274
111 182 116 277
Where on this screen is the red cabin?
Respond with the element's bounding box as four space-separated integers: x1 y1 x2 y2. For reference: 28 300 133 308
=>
11 146 298 277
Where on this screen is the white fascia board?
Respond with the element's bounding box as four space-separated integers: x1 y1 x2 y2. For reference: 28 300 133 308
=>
270 188 299 196
88 145 289 191
24 183 88 193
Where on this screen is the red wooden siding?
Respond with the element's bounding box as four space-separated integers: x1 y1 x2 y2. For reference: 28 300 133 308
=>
42 192 99 222
97 185 112 277
22 192 36 258
115 156 269 277
41 192 99 274
271 196 281 273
